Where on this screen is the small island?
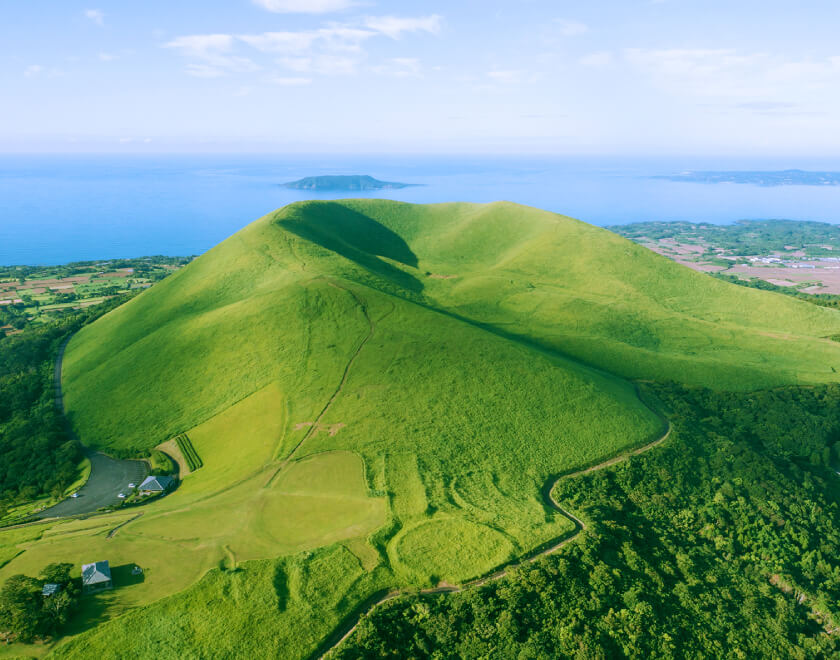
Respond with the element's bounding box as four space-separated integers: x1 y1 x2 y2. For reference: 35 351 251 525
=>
651 169 840 187
280 174 418 191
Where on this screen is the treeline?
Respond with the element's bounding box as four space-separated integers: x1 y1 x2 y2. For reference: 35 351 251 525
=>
0 295 135 518
0 255 192 283
612 219 840 257
336 383 840 658
711 272 840 310
0 563 79 643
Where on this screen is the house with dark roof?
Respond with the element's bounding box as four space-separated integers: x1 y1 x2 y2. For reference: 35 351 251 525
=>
138 475 174 495
42 583 62 597
82 561 113 593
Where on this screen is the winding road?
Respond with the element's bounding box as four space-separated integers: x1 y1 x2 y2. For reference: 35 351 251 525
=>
313 416 672 659
37 336 148 519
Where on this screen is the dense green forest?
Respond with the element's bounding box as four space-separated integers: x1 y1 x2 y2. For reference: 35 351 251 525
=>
336 383 840 658
0 296 134 518
611 219 840 256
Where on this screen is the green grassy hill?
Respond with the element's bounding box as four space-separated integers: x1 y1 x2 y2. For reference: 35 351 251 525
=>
6 200 840 658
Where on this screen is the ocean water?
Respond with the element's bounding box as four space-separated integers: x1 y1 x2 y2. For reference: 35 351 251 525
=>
2 154 840 265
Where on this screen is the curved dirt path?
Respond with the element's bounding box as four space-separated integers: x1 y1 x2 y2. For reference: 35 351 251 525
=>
37 335 148 519
314 414 672 659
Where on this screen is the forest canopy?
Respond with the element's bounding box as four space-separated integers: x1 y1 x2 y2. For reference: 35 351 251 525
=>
336 382 840 658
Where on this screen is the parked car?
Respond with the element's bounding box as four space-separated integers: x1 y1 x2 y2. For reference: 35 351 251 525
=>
70 493 79 498
117 493 126 499
128 483 136 488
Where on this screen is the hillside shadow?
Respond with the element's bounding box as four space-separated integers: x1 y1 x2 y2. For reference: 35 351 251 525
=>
280 202 424 293
273 564 289 612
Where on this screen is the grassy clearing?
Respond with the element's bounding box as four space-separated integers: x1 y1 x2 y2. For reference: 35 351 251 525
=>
16 200 840 657
51 544 392 660
390 517 516 584
127 450 385 562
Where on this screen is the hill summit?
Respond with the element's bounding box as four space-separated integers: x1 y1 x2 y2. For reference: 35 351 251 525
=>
65 198 840 455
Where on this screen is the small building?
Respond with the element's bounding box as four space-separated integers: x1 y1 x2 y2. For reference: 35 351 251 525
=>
138 475 174 495
42 583 62 597
82 561 113 593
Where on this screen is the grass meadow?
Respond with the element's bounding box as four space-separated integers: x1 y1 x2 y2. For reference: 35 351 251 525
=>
8 200 840 657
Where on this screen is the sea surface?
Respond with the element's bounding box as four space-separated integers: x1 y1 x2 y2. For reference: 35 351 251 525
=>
2 154 840 265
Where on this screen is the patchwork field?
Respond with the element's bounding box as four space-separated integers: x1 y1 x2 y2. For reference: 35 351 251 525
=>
6 200 840 657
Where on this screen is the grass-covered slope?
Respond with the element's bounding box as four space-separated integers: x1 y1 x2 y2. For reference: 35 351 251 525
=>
23 200 840 658
64 200 840 455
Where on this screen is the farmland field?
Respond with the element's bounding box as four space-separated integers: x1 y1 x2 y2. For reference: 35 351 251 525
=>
6 200 840 657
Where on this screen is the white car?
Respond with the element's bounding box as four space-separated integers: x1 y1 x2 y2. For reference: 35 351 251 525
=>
128 483 136 488
70 493 79 498
117 493 126 499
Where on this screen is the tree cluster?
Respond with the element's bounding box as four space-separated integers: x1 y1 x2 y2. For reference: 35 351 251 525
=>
337 383 840 658
0 296 131 517
0 563 80 644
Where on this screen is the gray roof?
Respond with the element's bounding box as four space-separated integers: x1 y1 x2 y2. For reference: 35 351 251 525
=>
82 561 112 585
139 475 174 491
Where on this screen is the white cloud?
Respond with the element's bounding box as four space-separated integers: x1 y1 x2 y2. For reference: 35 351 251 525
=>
166 34 236 56
554 19 588 37
253 0 356 13
363 15 442 39
625 48 840 101
487 70 524 84
183 64 227 78
164 34 259 77
239 32 319 53
98 52 117 62
239 27 374 54
277 54 357 75
84 9 104 27
270 76 312 85
373 57 422 78
580 51 613 68
23 64 43 77
165 16 441 80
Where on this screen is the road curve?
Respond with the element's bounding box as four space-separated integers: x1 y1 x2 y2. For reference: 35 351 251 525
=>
313 410 672 659
37 336 148 519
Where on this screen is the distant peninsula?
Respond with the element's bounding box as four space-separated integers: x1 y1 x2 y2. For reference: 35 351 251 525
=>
652 169 840 187
280 175 418 191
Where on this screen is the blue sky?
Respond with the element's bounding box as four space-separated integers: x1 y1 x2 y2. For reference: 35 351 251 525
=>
2 0 839 154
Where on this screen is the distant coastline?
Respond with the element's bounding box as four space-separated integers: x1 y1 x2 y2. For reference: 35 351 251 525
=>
652 169 840 187
280 174 420 191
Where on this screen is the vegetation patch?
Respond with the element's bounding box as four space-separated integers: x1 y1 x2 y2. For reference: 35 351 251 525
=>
391 518 514 584
173 434 201 472
335 382 840 658
147 451 175 476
